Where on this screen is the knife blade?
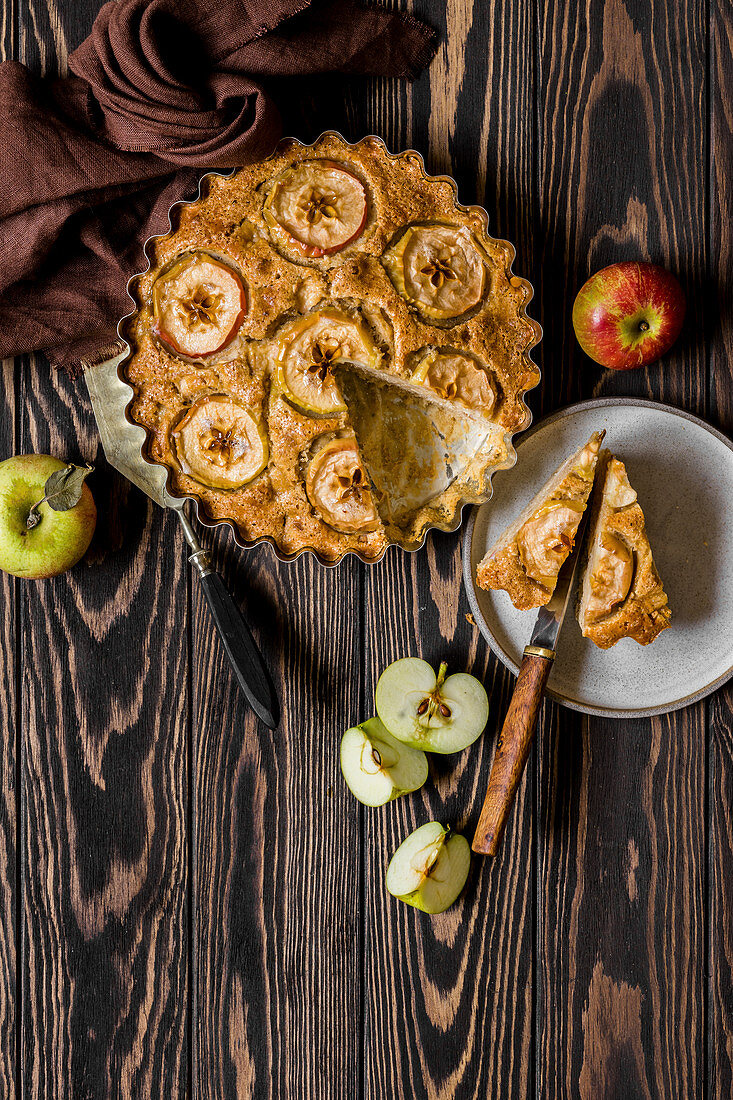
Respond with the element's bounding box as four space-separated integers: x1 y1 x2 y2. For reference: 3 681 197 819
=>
85 353 279 730
472 503 592 856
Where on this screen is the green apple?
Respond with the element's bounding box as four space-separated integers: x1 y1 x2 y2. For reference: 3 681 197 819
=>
340 717 428 807
375 658 489 754
0 455 96 578
386 821 471 913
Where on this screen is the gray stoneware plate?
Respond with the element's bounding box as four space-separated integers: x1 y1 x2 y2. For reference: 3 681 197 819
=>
462 398 733 718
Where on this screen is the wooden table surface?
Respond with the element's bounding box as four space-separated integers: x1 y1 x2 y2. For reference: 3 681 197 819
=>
2 0 732 1097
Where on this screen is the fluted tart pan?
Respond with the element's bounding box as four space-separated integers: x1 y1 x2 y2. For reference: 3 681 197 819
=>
116 132 542 565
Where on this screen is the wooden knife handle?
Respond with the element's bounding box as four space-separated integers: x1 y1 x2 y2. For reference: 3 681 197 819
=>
472 648 554 856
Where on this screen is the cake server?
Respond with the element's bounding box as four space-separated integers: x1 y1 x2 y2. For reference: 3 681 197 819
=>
85 353 279 730
472 505 591 856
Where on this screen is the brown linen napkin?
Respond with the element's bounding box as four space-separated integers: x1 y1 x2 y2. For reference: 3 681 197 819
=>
0 0 436 373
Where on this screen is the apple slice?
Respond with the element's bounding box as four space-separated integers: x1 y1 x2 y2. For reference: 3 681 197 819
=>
305 435 380 533
340 717 428 807
382 224 486 320
410 349 497 415
386 822 471 914
376 657 488 754
264 160 368 257
275 308 380 417
152 252 246 359
171 395 268 490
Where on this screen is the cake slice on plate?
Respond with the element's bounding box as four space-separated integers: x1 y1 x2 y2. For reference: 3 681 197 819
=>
577 452 671 648
475 431 604 610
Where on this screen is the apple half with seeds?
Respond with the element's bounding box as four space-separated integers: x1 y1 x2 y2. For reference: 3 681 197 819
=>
383 224 486 321
376 657 488 754
386 822 471 914
410 349 497 415
305 435 380 533
152 252 246 359
264 160 368 258
340 717 428 807
275 308 380 417
171 395 268 490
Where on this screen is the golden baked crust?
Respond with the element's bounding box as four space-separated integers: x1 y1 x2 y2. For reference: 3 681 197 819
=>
121 133 540 562
475 432 604 610
578 453 671 648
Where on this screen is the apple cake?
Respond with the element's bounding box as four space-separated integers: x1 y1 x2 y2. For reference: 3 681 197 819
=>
475 432 604 609
577 452 671 647
121 133 540 563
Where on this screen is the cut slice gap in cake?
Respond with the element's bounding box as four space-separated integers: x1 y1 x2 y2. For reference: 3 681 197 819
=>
577 451 671 648
475 430 605 610
333 361 507 547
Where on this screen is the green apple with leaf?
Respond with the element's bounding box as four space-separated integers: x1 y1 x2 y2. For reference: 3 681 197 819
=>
0 455 96 578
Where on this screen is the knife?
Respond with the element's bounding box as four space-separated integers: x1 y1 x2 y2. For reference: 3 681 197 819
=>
472 505 591 856
85 353 280 730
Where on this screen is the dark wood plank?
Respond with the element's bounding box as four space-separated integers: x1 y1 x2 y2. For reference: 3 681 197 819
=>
708 0 733 1093
362 2 538 1095
0 5 20 1093
0 358 19 1097
12 4 191 1096
18 358 190 1098
192 541 362 1099
535 1 708 1096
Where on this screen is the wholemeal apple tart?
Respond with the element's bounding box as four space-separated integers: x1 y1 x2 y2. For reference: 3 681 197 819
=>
577 452 671 647
120 133 540 563
476 432 604 609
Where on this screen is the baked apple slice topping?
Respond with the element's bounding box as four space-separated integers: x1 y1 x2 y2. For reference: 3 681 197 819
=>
152 253 246 358
171 395 268 490
264 161 368 257
584 533 634 622
305 436 379 533
517 501 585 589
276 309 380 416
383 224 486 320
411 350 497 414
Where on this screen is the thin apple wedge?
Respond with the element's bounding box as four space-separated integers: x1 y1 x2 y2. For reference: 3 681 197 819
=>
376 657 488 754
340 717 428 807
386 822 471 914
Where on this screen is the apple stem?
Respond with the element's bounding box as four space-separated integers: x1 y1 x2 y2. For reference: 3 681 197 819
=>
26 503 43 530
638 320 650 332
436 662 448 690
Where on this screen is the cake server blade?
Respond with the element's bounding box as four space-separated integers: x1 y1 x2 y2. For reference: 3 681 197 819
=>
85 354 279 730
472 504 592 856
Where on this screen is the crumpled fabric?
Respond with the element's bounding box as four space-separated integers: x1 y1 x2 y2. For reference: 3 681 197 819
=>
0 0 436 371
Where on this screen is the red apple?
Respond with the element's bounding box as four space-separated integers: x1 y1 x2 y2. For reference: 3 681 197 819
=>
572 261 686 370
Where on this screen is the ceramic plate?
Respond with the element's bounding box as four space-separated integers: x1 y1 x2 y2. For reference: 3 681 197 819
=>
462 398 733 717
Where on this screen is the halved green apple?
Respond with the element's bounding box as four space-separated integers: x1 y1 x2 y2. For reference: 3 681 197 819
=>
340 717 428 807
375 657 488 753
152 252 246 358
386 822 471 914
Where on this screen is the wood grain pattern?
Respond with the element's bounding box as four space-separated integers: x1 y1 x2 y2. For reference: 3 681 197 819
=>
3 0 732 1096
709 0 733 1095
18 361 190 1098
0 358 18 1099
362 4 538 1095
536 2 708 1097
193 542 363 1100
